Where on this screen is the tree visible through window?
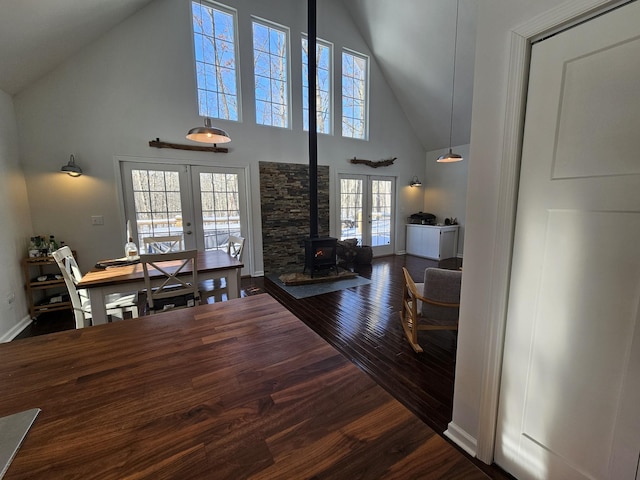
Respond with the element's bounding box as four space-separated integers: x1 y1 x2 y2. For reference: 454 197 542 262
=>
253 20 289 128
342 50 368 140
302 37 331 133
192 1 239 121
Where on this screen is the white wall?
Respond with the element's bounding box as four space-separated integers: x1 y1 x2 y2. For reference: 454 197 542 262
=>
447 0 572 457
0 89 33 341
424 143 469 256
13 0 426 275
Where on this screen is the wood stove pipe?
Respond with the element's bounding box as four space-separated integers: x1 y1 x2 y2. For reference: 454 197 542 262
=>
308 0 318 238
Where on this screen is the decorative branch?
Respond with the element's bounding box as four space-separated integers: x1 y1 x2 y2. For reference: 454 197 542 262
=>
349 157 397 168
149 138 229 153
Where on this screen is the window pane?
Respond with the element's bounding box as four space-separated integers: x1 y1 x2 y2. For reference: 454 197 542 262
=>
302 37 332 133
253 20 289 128
191 2 239 121
342 51 368 140
200 172 242 251
131 169 184 249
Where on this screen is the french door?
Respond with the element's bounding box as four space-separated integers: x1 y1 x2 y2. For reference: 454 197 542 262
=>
120 161 249 269
338 174 395 256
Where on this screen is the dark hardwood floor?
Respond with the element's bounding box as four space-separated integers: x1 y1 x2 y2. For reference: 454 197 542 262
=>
15 255 513 479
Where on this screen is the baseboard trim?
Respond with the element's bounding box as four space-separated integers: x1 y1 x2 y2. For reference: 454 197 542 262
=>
444 421 478 457
1 316 33 343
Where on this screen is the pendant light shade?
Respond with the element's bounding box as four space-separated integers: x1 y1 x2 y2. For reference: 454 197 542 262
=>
186 117 231 144
438 0 463 163
437 149 463 163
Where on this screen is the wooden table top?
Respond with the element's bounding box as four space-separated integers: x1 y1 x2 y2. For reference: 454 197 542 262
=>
0 294 487 479
77 249 243 289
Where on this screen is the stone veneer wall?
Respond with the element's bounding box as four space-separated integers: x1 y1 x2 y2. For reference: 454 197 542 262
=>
259 161 330 274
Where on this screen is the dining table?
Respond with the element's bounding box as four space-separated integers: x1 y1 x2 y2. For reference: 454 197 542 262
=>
77 249 243 325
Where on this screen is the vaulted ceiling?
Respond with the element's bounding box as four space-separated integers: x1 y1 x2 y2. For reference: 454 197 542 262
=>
0 0 476 152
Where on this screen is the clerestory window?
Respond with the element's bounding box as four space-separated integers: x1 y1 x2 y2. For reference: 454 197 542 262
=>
302 36 332 134
341 49 368 140
191 1 240 121
252 18 290 128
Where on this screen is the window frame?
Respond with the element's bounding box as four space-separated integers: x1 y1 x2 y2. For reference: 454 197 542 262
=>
190 0 242 122
302 35 333 135
251 16 292 129
341 48 370 141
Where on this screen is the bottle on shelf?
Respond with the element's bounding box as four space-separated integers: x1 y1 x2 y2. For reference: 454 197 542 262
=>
124 237 139 260
48 235 59 255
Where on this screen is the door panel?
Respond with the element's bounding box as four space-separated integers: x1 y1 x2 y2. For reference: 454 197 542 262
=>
191 165 249 255
496 3 640 479
122 163 194 251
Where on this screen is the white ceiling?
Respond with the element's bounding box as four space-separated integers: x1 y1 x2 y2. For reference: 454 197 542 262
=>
342 0 477 150
0 0 476 151
0 0 155 96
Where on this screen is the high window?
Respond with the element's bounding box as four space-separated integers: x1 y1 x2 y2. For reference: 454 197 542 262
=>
191 1 240 121
252 19 290 128
341 50 368 140
302 37 332 134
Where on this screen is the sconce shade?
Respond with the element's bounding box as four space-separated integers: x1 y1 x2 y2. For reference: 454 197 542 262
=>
409 176 422 187
186 117 231 144
61 155 82 177
437 149 463 163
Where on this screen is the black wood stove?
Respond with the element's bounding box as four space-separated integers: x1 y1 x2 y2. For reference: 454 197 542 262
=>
303 236 338 277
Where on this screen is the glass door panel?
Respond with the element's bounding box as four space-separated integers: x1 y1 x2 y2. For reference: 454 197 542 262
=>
122 163 194 252
192 166 248 254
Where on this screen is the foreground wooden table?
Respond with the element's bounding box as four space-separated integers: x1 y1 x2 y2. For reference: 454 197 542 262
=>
0 295 488 479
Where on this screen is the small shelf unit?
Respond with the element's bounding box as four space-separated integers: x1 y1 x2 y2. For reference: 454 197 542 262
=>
22 253 75 320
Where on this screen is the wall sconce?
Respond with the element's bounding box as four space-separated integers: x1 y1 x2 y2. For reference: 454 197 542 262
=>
60 154 82 177
409 176 422 187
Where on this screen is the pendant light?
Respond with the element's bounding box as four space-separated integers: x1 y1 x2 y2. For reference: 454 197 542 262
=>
437 0 463 163
186 117 231 144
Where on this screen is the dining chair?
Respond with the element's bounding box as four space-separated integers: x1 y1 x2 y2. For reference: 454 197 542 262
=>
399 267 461 353
140 249 200 313
142 235 184 254
52 246 139 328
199 235 245 303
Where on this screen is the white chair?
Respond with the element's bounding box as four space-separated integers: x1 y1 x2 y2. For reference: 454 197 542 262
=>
199 235 245 303
140 249 200 313
142 235 184 254
52 246 139 329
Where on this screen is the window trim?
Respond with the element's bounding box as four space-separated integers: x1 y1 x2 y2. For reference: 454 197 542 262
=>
341 48 370 141
251 16 292 129
302 34 334 135
190 0 242 123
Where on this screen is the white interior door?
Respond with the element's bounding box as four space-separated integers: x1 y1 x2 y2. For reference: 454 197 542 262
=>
338 174 395 256
495 3 640 479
